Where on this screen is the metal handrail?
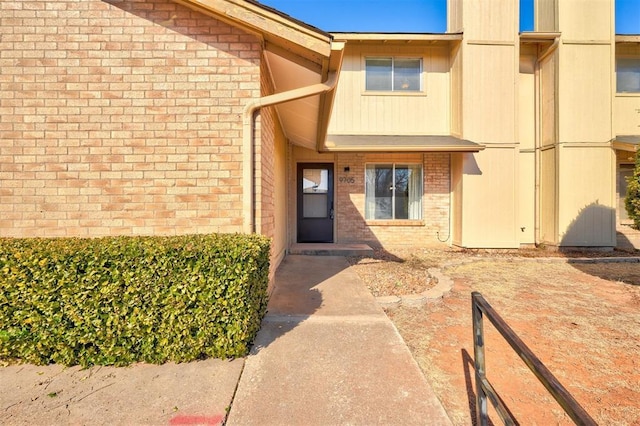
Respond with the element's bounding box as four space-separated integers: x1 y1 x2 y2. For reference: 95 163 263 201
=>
472 291 597 426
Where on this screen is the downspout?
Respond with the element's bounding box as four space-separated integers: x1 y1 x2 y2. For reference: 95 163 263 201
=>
242 71 339 234
534 38 560 244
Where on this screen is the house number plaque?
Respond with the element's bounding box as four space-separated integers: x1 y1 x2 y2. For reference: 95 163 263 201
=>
339 176 355 184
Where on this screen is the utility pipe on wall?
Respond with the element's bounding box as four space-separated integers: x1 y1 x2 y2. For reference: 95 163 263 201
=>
242 71 339 234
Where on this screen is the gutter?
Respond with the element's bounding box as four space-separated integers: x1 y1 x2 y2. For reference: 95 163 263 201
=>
242 71 340 234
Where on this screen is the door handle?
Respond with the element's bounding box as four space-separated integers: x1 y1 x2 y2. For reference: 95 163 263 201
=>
330 202 334 220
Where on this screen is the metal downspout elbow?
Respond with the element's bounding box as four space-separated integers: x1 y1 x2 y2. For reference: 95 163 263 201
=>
242 71 339 234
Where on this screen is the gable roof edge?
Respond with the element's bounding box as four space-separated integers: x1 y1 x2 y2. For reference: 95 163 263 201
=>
173 0 332 60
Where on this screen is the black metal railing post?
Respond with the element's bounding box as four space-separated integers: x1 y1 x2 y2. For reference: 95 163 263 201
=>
471 291 597 426
472 294 488 426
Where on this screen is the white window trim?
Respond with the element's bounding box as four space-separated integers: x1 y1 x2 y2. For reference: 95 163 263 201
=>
362 55 427 96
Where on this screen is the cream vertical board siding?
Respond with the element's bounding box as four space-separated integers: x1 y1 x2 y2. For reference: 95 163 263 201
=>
539 147 558 244
538 48 559 244
552 0 616 247
451 0 519 248
450 44 463 138
535 0 557 32
519 48 536 151
461 0 517 41
519 152 536 244
557 145 616 246
540 51 557 147
614 96 640 135
450 153 464 246
327 44 451 136
459 0 518 145
558 0 611 41
447 0 463 33
461 45 517 144
456 147 519 248
558 44 613 143
519 48 536 244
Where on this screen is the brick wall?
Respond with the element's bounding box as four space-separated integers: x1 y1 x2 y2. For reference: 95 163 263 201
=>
335 152 451 247
255 55 275 241
0 0 261 237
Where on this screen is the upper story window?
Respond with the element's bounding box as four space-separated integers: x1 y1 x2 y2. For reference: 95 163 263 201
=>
365 57 422 92
617 57 640 93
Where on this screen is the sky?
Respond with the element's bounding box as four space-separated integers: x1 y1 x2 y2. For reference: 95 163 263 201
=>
260 0 640 34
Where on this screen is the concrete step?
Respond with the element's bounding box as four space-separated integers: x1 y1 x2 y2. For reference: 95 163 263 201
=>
289 243 374 257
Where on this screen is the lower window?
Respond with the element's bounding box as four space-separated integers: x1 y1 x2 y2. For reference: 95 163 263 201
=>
365 163 422 220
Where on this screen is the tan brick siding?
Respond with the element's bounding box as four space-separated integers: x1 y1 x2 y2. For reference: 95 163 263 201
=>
256 55 276 241
255 54 288 271
0 0 260 237
334 152 451 247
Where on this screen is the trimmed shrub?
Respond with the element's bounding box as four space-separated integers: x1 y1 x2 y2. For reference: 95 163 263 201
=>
626 149 640 229
0 234 270 366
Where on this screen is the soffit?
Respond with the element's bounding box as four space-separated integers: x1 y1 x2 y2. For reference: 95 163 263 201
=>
519 31 561 46
173 0 343 151
323 134 485 152
264 50 323 150
613 135 640 152
616 35 640 43
332 32 463 46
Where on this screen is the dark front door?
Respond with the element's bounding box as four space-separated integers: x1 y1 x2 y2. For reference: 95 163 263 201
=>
297 163 334 243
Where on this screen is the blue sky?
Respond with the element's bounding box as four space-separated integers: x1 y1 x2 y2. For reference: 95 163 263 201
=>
260 0 640 34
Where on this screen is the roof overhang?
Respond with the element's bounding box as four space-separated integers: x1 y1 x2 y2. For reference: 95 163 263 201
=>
613 135 640 152
519 31 561 45
323 134 485 152
172 0 344 151
173 0 332 66
616 35 640 43
331 32 463 46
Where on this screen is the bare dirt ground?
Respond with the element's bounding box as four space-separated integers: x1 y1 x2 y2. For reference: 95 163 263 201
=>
351 248 640 425
346 248 437 296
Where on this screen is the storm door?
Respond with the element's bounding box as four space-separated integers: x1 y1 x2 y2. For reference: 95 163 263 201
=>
297 163 334 243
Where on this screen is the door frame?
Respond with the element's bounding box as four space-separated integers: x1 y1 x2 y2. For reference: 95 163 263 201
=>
296 162 335 243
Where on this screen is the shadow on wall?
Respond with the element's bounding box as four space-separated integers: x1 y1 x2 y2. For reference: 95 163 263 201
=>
561 202 640 286
560 201 617 248
104 0 259 67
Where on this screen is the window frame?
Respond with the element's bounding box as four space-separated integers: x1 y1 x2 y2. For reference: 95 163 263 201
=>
363 55 425 95
616 56 640 94
364 162 424 221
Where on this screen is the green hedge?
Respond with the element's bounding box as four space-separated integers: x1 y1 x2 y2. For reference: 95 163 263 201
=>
0 234 270 366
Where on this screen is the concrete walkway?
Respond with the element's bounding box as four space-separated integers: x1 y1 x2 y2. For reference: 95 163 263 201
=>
0 255 451 425
226 255 452 425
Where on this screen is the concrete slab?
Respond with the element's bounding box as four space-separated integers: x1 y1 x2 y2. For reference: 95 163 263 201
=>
227 255 452 425
266 255 382 317
0 358 243 426
228 319 451 425
289 243 373 257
